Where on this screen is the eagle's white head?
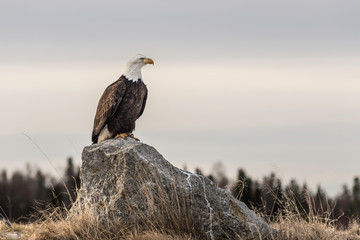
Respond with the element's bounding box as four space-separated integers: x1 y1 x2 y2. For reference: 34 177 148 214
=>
123 54 154 82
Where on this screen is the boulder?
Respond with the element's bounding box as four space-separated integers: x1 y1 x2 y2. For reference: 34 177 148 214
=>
73 138 274 239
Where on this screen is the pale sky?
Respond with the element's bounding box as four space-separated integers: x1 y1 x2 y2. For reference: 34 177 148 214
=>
1 0 359 196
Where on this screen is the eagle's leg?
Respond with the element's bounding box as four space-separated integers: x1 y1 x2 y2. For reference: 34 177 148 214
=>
115 133 140 141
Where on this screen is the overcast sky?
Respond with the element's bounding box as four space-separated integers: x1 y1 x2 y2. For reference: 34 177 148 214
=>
1 0 359 196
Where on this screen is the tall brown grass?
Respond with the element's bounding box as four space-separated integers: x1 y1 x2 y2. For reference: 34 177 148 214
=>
1 178 359 240
1 188 197 240
15 164 198 240
262 192 360 240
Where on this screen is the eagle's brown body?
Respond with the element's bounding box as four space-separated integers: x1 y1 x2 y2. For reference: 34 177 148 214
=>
92 75 148 143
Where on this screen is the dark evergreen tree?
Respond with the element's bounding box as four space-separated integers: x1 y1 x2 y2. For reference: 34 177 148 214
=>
253 181 263 210
35 170 46 201
351 177 360 216
195 168 203 176
314 185 327 215
207 174 216 183
272 179 283 217
286 179 302 213
0 170 9 218
262 172 277 215
300 183 310 216
335 184 352 227
211 162 229 189
232 169 252 207
65 157 75 184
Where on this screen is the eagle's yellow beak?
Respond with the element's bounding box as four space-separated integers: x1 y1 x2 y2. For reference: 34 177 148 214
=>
143 58 154 65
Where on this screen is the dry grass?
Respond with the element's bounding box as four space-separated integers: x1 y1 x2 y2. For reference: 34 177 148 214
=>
0 205 196 240
1 193 359 240
1 204 360 239
0 165 198 240
1 179 360 240
267 195 360 240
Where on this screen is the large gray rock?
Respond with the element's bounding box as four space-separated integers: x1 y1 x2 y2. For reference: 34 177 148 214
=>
73 138 274 239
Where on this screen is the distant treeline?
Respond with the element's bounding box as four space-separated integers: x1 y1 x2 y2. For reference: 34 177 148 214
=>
0 158 79 222
0 159 359 228
200 166 360 227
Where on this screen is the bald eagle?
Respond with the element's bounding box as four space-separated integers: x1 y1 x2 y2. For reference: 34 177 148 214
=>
92 55 154 143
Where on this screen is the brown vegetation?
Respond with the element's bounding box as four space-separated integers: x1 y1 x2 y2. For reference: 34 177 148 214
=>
1 160 360 239
1 182 360 239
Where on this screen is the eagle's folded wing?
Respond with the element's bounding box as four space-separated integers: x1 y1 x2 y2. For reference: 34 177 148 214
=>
138 89 148 118
92 80 126 142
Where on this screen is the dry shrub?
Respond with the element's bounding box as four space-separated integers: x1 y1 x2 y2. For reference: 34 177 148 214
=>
19 197 196 240
264 191 360 240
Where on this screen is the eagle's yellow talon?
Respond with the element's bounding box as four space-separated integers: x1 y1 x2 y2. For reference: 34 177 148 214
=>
115 133 128 139
115 133 140 141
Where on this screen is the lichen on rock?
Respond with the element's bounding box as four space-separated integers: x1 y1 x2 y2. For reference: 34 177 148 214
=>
71 138 274 239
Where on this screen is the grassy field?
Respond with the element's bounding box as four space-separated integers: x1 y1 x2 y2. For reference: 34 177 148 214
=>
1 194 359 240
1 213 359 240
